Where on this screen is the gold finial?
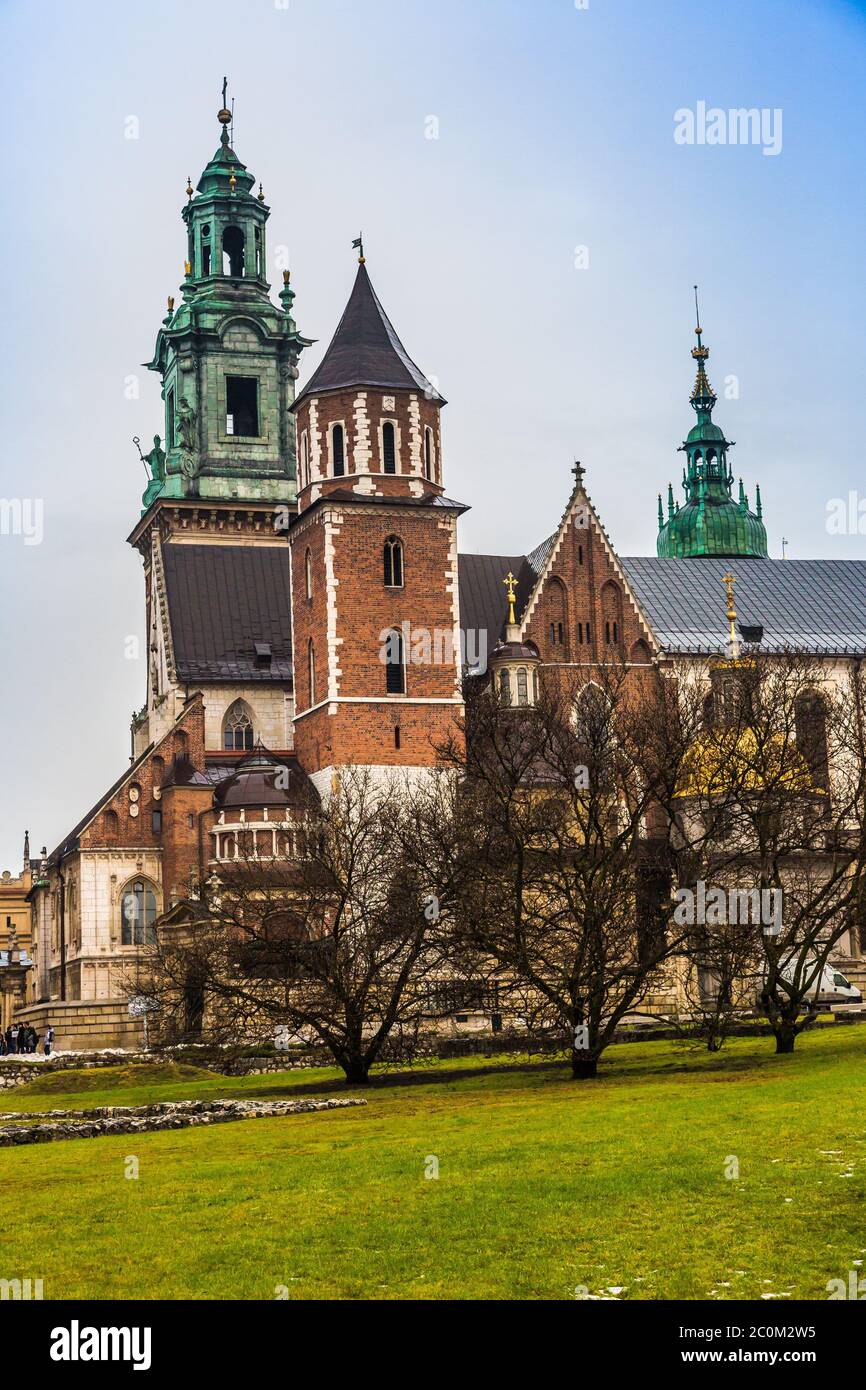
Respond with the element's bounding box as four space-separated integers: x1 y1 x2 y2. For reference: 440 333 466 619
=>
184 259 192 277
167 295 175 313
503 571 518 627
282 269 290 285
229 170 237 193
186 175 193 200
722 572 738 648
258 182 265 202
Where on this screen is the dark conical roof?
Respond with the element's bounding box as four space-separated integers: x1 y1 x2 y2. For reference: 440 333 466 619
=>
214 744 317 811
295 263 444 406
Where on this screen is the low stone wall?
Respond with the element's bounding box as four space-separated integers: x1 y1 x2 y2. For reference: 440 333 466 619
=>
0 1052 145 1088
205 1051 332 1075
13 1001 144 1053
0 1095 366 1146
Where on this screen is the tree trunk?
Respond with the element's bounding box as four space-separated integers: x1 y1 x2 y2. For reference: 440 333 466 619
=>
571 1053 599 1079
340 1056 371 1085
774 1027 798 1055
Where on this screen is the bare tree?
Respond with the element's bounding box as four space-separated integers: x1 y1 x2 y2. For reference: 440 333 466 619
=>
673 652 866 1055
676 920 764 1052
143 767 457 1084
440 663 709 1078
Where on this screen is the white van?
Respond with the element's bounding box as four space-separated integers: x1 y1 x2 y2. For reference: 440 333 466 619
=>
777 957 863 1006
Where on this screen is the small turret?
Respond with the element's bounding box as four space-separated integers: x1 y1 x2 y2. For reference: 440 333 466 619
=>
488 571 542 708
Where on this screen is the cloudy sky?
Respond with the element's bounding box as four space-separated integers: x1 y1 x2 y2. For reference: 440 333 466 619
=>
1 0 865 869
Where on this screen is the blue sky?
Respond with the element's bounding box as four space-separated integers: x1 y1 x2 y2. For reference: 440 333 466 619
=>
1 0 865 868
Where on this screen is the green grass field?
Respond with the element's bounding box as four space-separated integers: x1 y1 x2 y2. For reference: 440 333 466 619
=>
0 1028 864 1300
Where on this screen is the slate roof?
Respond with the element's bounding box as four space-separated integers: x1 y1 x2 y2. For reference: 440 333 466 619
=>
162 544 294 682
619 557 866 655
294 263 445 406
460 548 866 660
458 554 538 663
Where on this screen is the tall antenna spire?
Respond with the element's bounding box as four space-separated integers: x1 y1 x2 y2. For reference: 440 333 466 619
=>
690 283 715 411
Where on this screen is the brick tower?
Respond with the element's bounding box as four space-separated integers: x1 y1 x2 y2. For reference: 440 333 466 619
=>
289 248 467 793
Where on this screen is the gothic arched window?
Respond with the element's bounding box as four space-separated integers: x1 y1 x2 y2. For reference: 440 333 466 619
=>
601 580 624 649
424 427 434 481
305 547 313 600
499 668 512 706
308 639 317 706
795 691 829 785
383 535 404 588
574 682 611 750
332 424 345 477
702 691 715 730
384 628 406 694
223 701 254 751
516 668 528 706
548 578 569 655
382 422 397 474
120 879 158 947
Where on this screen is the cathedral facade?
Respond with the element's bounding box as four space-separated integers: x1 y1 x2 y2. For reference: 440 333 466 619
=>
20 102 866 1048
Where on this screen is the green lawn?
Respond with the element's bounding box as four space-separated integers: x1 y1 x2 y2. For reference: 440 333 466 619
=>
0 1029 864 1300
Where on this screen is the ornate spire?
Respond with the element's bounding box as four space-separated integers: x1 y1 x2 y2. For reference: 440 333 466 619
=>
656 290 768 559
690 285 717 417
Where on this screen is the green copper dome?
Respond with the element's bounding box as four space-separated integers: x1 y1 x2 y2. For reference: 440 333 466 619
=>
657 295 768 560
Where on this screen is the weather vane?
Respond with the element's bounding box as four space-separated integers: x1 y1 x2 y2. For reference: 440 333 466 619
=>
352 233 365 264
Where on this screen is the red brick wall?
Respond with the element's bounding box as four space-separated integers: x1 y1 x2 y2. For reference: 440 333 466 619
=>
294 387 444 510
525 508 651 669
79 697 207 857
290 503 463 771
159 783 213 904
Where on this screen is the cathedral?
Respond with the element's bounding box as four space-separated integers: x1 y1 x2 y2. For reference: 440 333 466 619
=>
19 99 866 1049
